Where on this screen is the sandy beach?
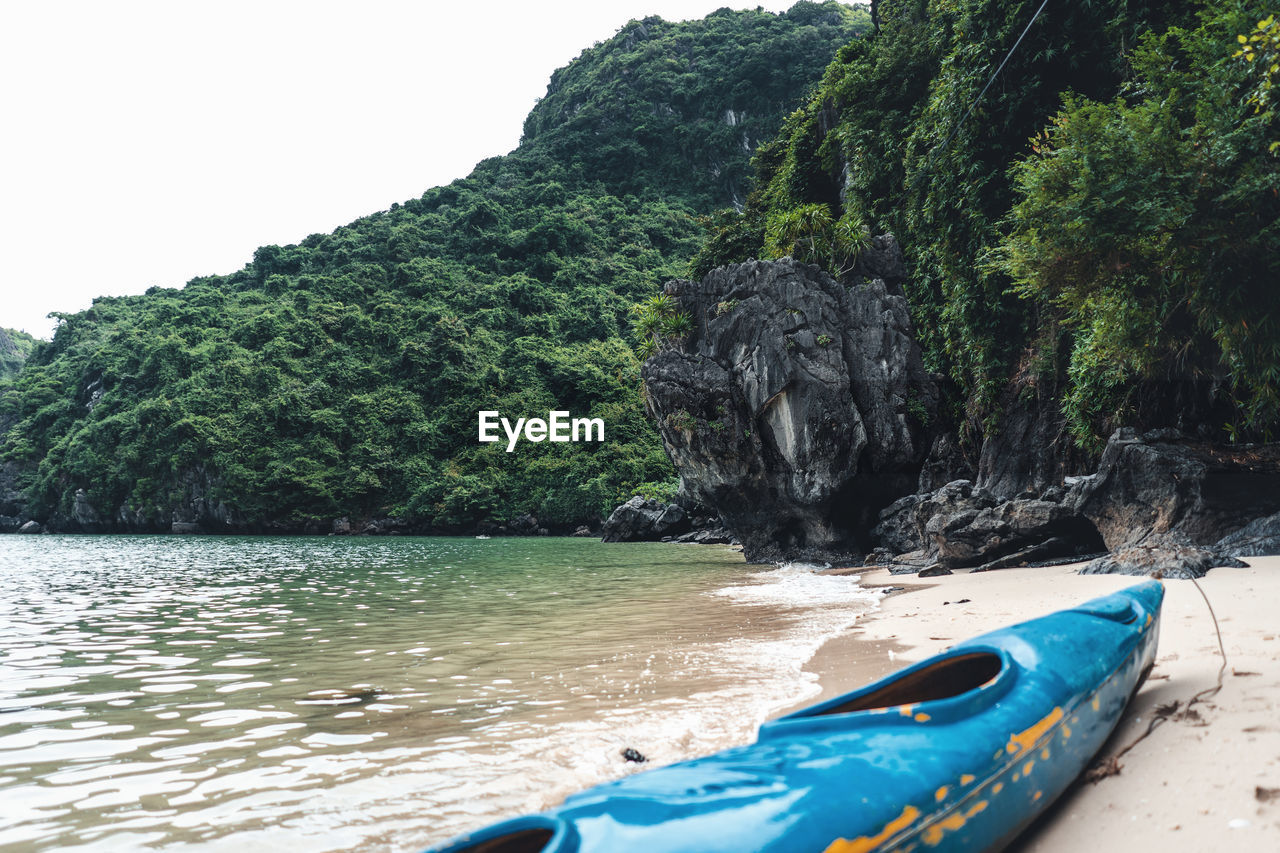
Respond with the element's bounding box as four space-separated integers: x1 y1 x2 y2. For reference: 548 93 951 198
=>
797 559 1280 851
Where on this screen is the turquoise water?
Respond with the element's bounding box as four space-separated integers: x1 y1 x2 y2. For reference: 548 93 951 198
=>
0 535 879 851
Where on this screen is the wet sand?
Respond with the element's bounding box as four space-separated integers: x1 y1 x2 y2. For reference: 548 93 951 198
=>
796 559 1280 850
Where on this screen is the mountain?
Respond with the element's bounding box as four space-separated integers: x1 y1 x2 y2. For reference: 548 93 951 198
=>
0 2 871 534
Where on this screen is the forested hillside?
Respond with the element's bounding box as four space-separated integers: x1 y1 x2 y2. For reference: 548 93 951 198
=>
0 329 37 383
698 0 1278 478
0 3 870 533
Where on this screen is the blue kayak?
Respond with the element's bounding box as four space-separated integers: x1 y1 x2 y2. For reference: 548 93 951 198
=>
425 580 1163 853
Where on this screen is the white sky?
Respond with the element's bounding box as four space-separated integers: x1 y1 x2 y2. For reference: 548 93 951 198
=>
0 0 810 339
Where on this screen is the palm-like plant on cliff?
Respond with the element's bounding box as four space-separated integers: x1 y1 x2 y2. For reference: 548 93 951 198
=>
633 293 692 359
763 202 870 277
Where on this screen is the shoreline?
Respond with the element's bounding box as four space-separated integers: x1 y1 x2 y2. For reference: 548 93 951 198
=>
791 560 1280 849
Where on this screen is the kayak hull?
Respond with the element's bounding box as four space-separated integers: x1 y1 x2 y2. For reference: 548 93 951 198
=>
425 580 1163 853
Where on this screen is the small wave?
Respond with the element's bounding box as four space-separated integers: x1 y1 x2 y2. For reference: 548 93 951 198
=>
713 561 878 609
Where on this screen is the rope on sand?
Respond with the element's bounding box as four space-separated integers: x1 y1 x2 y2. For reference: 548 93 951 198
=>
1084 574 1226 783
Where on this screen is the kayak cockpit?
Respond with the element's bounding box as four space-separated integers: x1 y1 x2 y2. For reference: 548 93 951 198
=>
814 651 1004 716
759 648 1016 736
454 828 552 853
430 817 571 853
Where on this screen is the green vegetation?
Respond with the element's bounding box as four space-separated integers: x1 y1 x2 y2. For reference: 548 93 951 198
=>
0 329 37 382
701 0 1279 448
0 4 868 531
996 10 1280 444
632 292 693 360
1236 13 1280 153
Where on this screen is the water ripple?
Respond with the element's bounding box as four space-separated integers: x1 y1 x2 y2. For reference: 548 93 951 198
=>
0 535 875 850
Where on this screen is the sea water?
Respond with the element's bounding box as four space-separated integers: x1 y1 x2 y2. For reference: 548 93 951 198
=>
0 535 879 850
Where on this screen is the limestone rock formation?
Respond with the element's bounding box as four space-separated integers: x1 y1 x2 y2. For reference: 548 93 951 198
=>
1068 429 1280 550
601 497 691 543
974 363 1095 499
642 248 937 562
874 480 1103 572
1079 544 1247 579
71 489 105 533
1214 510 1280 558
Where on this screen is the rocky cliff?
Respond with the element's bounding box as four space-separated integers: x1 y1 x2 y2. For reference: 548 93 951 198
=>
641 242 937 562
875 428 1280 579
637 245 1280 577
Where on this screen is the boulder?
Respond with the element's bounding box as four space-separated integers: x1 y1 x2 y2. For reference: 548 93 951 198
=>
933 495 1102 569
668 526 735 545
887 550 935 575
1069 429 1280 550
509 513 540 535
360 517 408 536
601 497 691 542
642 252 937 562
1214 510 1280 558
1079 544 1247 579
171 522 200 534
873 480 1104 571
873 493 933 555
572 525 593 537
17 520 42 534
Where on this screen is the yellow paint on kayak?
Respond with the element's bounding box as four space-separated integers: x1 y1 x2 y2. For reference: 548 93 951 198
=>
935 786 949 802
960 774 975 786
824 805 921 853
920 800 989 847
1006 707 1064 757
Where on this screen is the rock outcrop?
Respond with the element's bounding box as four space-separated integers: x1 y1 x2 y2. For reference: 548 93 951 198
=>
601 497 691 543
0 461 28 520
1214 510 1280 558
874 480 1103 572
973 355 1097 500
870 427 1280 579
71 489 105 533
1068 429 1280 550
1079 544 1247 579
642 248 937 562
665 526 735 545
916 432 975 494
